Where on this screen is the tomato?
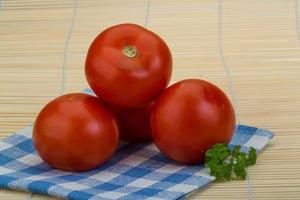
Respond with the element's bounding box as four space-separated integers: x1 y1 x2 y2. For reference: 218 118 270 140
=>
33 93 119 172
85 23 172 109
151 79 236 164
111 102 154 142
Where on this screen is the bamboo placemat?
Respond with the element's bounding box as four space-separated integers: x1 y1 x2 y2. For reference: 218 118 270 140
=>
0 0 299 199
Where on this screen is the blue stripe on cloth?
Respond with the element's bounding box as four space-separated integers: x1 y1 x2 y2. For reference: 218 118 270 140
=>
163 174 192 184
253 127 274 138
2 134 28 145
28 181 56 192
0 153 14 165
0 176 17 188
0 89 274 200
68 191 94 200
15 140 35 153
229 126 254 145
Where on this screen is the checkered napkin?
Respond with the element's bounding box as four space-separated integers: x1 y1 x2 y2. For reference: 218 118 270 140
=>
0 90 274 200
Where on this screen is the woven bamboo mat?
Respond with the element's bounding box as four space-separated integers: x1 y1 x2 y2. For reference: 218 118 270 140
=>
0 0 299 199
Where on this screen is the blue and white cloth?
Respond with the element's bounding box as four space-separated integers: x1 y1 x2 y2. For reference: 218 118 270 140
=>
0 90 274 200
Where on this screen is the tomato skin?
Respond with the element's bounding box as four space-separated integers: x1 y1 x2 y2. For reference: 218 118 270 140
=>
33 93 119 172
111 102 154 142
151 79 236 164
85 23 172 109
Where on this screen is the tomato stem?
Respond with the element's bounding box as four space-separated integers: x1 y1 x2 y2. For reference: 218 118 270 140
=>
122 46 137 58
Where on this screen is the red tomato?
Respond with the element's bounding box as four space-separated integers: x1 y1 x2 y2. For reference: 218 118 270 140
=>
33 93 119 172
151 79 236 164
85 23 172 109
111 102 154 142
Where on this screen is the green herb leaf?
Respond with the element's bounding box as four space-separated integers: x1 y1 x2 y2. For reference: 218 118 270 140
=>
204 144 257 181
233 156 247 180
248 147 257 166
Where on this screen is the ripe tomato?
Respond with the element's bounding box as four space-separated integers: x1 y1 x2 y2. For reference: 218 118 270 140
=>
33 93 119 172
85 23 172 109
111 102 154 142
151 79 236 164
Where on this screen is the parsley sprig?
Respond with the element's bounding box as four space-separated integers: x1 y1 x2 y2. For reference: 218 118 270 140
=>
204 144 257 181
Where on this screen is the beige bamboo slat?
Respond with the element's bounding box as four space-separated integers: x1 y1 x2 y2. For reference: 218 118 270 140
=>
0 0 299 199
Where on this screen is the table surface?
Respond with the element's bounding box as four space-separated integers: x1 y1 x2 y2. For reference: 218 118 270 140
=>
0 0 299 199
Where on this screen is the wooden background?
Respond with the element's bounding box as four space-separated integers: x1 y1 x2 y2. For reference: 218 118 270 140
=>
0 0 299 199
